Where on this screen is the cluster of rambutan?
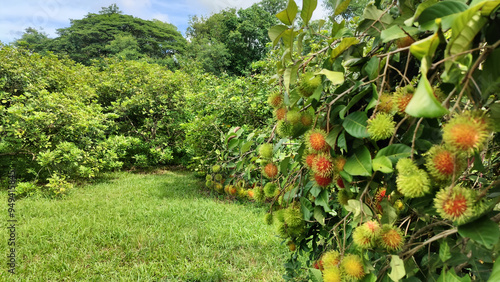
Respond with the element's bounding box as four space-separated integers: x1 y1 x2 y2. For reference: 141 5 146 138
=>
276 107 314 138
302 129 346 189
273 205 306 239
205 164 224 193
316 250 366 282
396 158 431 198
352 220 405 252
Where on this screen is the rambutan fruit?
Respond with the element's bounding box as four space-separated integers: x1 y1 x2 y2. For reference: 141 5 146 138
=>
263 163 279 179
286 108 302 125
393 200 404 213
301 111 314 127
224 184 231 194
312 153 334 177
253 185 265 203
259 143 274 159
377 92 395 113
425 145 463 181
264 182 278 198
267 92 284 108
362 220 381 237
205 180 213 188
212 165 221 173
353 227 375 249
237 187 247 198
229 186 237 196
287 240 297 251
396 169 431 198
215 183 223 193
367 113 396 141
275 107 287 121
276 120 293 138
396 158 416 175
340 254 366 280
322 266 342 282
205 174 213 181
214 174 223 182
305 129 329 152
336 177 345 188
303 152 318 169
298 72 322 98
379 224 404 252
442 112 490 154
434 184 475 224
393 86 414 114
236 179 246 188
313 173 333 188
247 189 254 199
276 221 288 237
284 207 306 237
321 250 341 269
264 213 273 225
332 156 346 172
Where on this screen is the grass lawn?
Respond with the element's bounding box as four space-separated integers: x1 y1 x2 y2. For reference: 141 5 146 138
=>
1 171 288 281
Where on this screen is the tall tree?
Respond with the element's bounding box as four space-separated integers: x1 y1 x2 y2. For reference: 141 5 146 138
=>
13 27 50 53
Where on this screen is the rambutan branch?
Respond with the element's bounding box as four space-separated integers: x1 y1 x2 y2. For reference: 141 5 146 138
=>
410 118 424 160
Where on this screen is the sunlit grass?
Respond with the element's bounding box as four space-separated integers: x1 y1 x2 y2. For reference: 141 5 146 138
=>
0 171 287 281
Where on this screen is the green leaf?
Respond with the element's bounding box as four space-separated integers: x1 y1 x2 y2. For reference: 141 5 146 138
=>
372 156 393 173
330 37 359 60
280 156 291 174
489 103 500 132
301 0 317 26
317 69 344 85
380 200 398 225
315 189 331 212
240 140 253 154
276 0 298 25
439 241 452 262
325 126 343 149
345 199 373 218
310 267 323 282
388 255 406 282
458 216 500 249
268 25 289 46
405 75 449 118
314 206 326 225
339 86 371 118
489 255 500 282
375 144 412 164
300 197 314 220
381 25 419 43
437 268 471 282
343 111 369 138
405 0 438 26
410 32 441 61
417 1 468 26
328 0 352 16
364 57 380 80
344 146 372 176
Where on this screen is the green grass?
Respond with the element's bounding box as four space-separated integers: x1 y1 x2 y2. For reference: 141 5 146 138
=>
0 171 288 281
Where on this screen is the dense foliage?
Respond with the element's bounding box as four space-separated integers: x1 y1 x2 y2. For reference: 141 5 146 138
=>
206 0 500 281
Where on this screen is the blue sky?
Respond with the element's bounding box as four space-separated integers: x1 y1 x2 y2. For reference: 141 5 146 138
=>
0 0 329 44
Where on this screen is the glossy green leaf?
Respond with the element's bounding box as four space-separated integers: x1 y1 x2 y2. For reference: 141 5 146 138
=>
381 25 419 43
375 144 412 164
328 0 352 16
330 37 359 60
315 189 331 212
458 216 500 249
343 111 369 138
345 199 373 218
300 197 314 220
388 255 405 282
240 140 254 154
489 255 500 282
417 1 468 25
276 0 298 25
405 0 438 26
309 268 323 282
301 0 318 26
344 146 372 176
437 268 471 282
489 103 500 132
439 241 452 262
317 69 344 85
410 32 441 61
446 10 487 63
325 126 343 148
268 25 289 46
372 156 393 173
405 75 449 118
314 206 326 225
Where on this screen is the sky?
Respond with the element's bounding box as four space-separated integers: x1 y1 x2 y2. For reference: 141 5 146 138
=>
0 0 329 44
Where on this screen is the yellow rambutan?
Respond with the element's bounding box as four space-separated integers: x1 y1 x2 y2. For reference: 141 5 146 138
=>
305 129 329 152
442 112 490 154
434 184 475 224
321 250 341 269
353 227 375 249
377 92 395 113
379 224 404 252
322 266 342 282
340 254 366 280
303 152 318 169
367 113 396 141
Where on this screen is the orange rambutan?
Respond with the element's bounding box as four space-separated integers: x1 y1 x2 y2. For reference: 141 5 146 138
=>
341 254 366 280
275 107 287 121
267 92 284 108
442 112 490 154
434 184 475 224
425 145 463 181
312 153 334 177
303 152 318 169
379 224 404 252
313 173 333 188
305 129 329 152
263 163 279 179
393 85 414 114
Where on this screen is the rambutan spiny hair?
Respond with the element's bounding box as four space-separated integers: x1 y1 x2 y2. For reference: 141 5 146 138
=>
442 111 491 154
434 184 476 224
425 145 463 181
305 129 329 152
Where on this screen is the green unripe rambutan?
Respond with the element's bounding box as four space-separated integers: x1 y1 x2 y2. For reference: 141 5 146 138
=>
205 174 213 181
321 250 341 269
284 207 305 237
275 209 285 222
276 221 288 237
277 120 293 138
237 188 247 198
253 185 265 203
300 111 314 127
353 227 375 249
367 113 396 141
396 168 431 198
286 108 302 125
267 92 284 108
205 180 213 188
258 143 274 159
377 92 394 114
379 224 404 252
264 182 278 198
434 184 475 224
340 254 366 280
215 183 223 193
264 213 274 225
298 72 322 98
212 165 221 173
396 158 416 175
214 174 223 182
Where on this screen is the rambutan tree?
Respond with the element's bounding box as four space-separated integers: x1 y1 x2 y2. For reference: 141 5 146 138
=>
216 0 500 280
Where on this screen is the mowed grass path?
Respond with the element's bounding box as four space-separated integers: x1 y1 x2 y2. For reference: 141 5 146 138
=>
1 171 287 281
